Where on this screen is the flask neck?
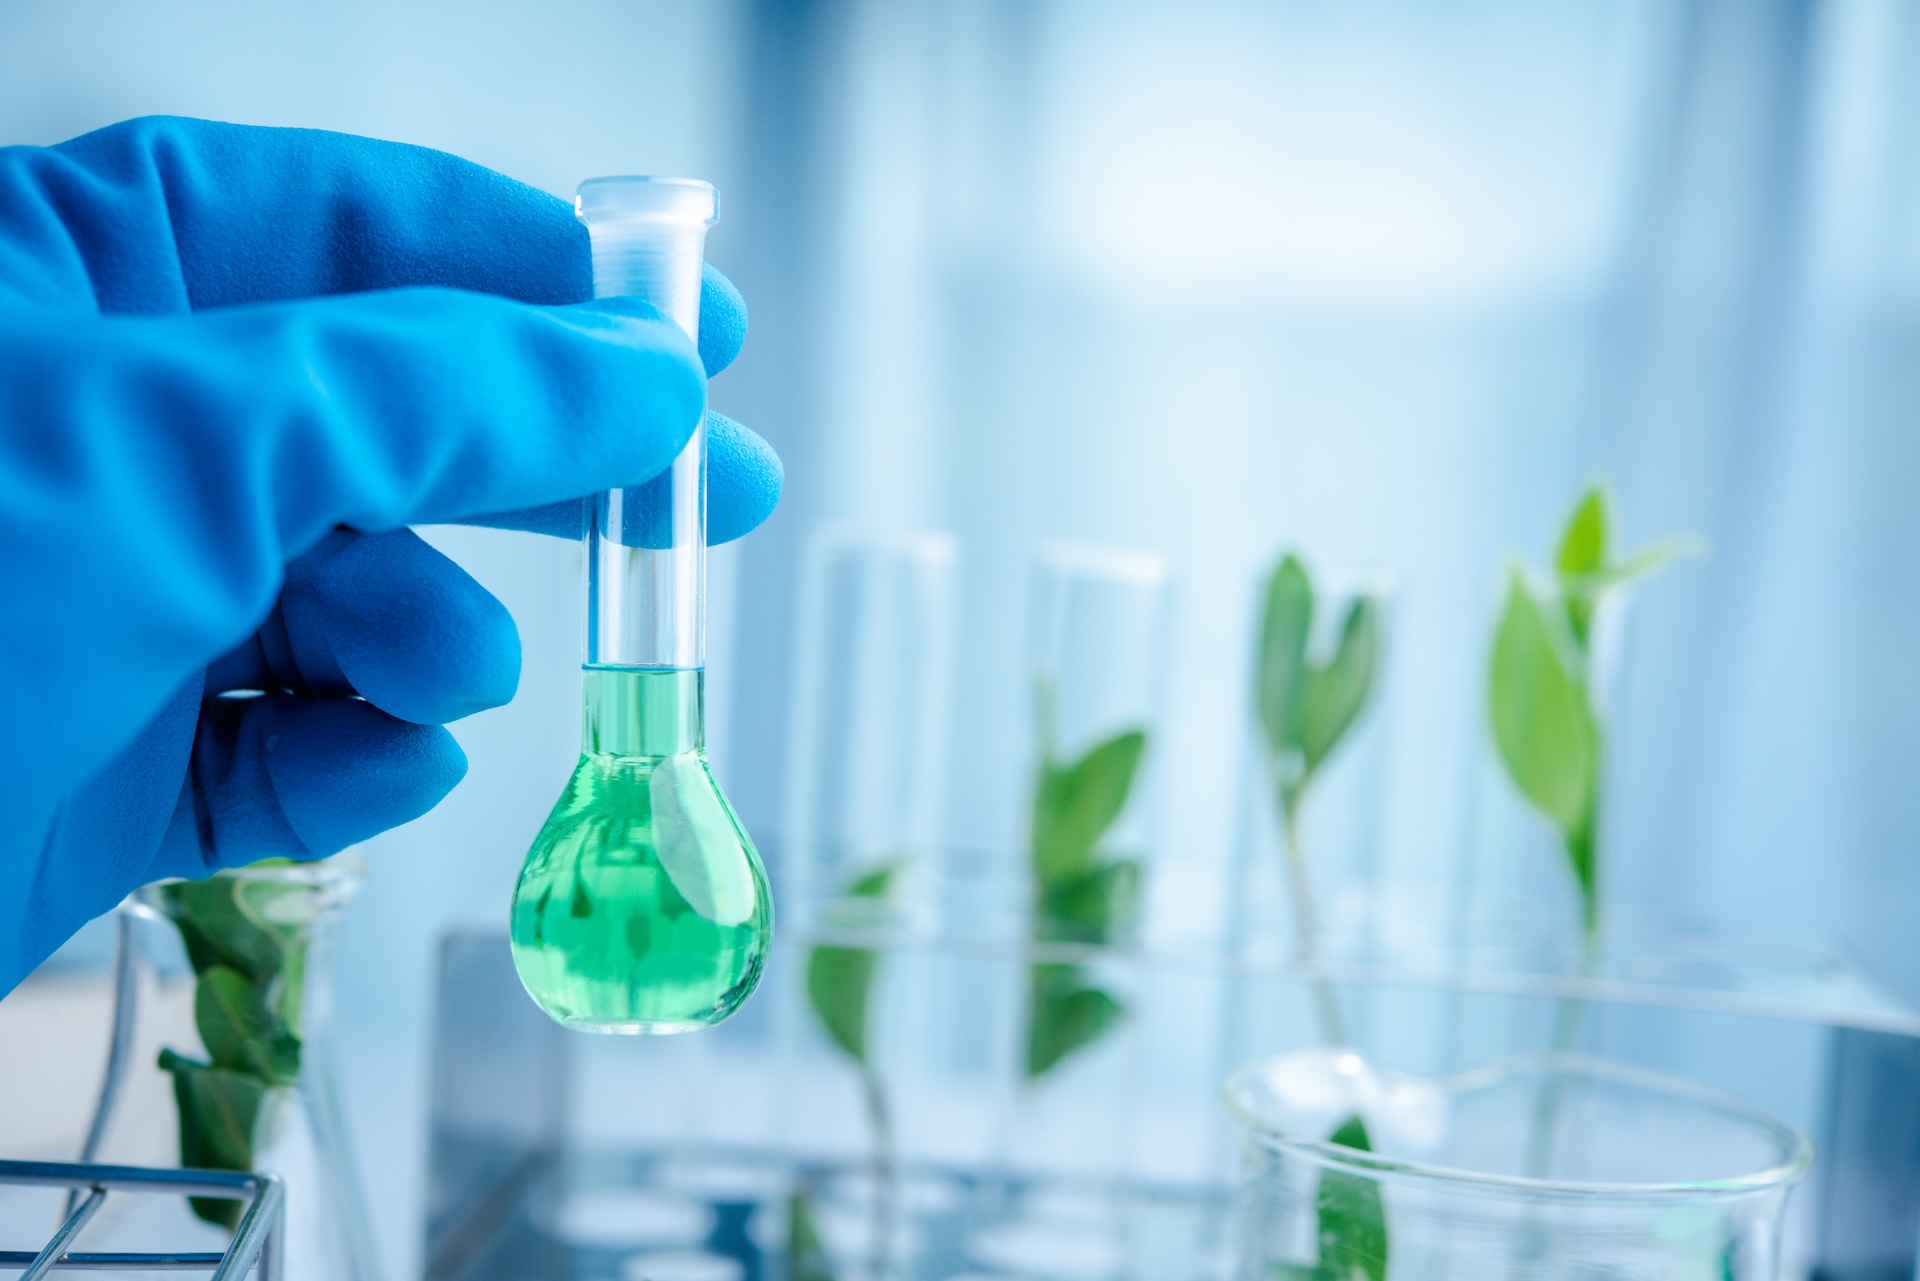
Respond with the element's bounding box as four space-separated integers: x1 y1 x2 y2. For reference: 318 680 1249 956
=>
582 667 704 757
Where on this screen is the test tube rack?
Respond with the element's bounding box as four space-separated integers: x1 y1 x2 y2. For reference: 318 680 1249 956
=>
0 1159 283 1280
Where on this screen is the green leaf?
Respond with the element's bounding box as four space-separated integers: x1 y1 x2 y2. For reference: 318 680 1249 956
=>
786 1187 835 1281
1553 489 1705 646
1556 487 1608 579
160 878 292 988
156 868 321 1231
806 946 877 1065
1031 729 1146 884
843 864 896 899
1025 964 1125 1079
803 866 898 1066
1037 858 1139 943
1315 1115 1388 1281
1298 598 1379 775
1599 536 1702 590
1556 487 1607 645
157 1049 268 1231
1025 690 1145 1082
1489 569 1596 839
273 935 308 1036
1258 555 1314 759
194 966 301 1085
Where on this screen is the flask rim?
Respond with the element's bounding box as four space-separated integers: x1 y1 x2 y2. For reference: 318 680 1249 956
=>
575 176 718 228
1222 1050 1813 1202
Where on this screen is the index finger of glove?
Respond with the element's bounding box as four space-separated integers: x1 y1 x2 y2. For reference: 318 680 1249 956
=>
7 117 587 312
18 116 747 374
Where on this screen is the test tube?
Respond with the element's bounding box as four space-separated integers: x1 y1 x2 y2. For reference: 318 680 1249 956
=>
782 525 958 934
510 177 772 1035
580 177 710 685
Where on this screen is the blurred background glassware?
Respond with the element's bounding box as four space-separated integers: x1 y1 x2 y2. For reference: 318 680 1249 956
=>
1225 1049 1811 1281
1458 486 1680 981
117 858 379 1281
777 523 959 1281
1022 542 1172 945
781 524 958 938
963 544 1171 1278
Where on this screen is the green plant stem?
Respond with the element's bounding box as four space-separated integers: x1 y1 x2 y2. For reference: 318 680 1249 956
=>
1523 581 1607 1179
1569 819 1599 939
1524 915 1600 1182
1523 1005 1583 1182
861 1065 894 1281
1515 998 1595 1276
1280 792 1348 1048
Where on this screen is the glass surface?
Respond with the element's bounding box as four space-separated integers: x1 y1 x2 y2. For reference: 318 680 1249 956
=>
512 668 771 1034
123 858 379 1281
782 526 957 933
1225 1049 1811 1280
575 175 716 672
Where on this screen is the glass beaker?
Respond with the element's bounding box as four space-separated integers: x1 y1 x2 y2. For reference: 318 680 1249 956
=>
1224 1050 1811 1280
113 858 379 1281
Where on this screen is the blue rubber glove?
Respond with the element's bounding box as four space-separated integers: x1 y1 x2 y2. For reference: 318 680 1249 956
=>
0 116 783 991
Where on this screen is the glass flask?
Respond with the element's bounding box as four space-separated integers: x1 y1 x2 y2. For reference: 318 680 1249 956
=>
1225 1049 1811 1280
100 859 381 1281
510 176 772 1034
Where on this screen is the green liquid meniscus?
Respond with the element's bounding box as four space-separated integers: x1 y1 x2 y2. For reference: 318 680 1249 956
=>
510 667 772 1033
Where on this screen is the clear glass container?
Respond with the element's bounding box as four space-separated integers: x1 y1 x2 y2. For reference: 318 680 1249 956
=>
1225 1049 1812 1280
774 524 961 1281
511 175 772 1035
781 524 958 936
105 859 380 1281
964 544 1172 1278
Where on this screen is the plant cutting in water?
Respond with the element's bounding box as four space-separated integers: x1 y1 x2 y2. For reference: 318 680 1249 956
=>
1253 554 1385 1280
1024 676 1144 1081
1488 485 1691 944
1266 1114 1389 1281
1255 553 1381 1044
1488 485 1695 1179
785 1182 834 1281
797 863 900 1280
153 863 310 1230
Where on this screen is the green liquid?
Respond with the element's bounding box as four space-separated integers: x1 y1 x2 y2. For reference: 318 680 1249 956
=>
510 668 772 1033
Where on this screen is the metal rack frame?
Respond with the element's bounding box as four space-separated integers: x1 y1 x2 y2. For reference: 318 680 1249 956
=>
0 1160 282 1279
3 914 284 1278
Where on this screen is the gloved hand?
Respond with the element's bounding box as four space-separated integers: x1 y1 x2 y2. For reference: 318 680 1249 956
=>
0 116 783 992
